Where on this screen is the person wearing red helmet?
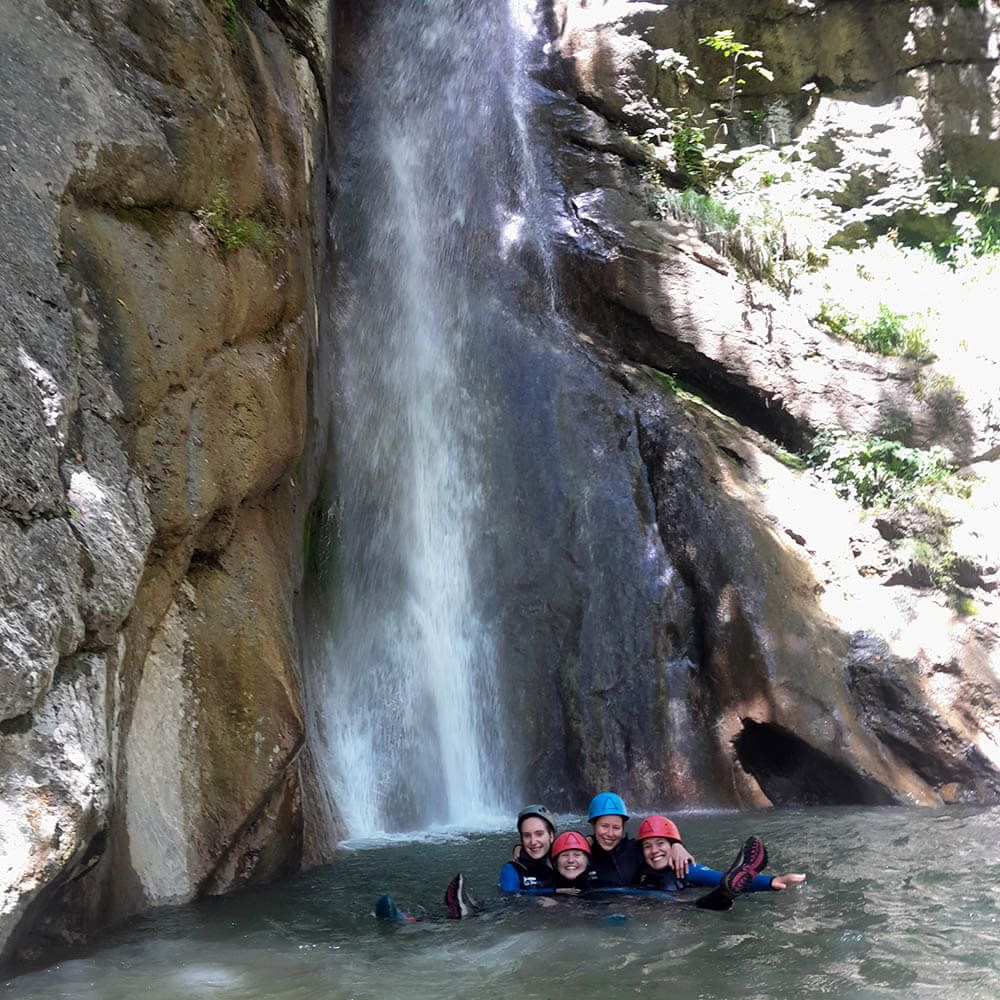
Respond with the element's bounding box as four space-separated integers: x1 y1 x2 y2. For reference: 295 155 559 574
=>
549 831 600 889
586 791 694 888
633 815 806 910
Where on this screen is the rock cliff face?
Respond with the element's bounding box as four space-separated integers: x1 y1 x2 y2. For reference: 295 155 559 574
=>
551 0 1000 458
0 0 328 966
2 0 1000 974
514 0 1000 807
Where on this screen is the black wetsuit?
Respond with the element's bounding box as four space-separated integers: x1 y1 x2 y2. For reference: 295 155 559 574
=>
498 846 555 892
588 835 645 887
551 866 601 890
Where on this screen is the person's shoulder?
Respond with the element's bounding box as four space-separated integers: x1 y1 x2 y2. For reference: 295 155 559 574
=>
620 835 642 855
498 861 522 892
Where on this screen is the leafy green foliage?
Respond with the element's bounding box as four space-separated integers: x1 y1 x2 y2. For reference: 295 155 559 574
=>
892 495 977 607
950 593 979 615
660 187 740 231
807 430 963 509
218 0 239 37
775 448 807 471
649 29 775 185
652 180 803 289
901 536 956 590
863 304 932 359
648 367 734 422
671 113 711 185
814 301 933 361
654 47 703 87
922 167 1000 262
698 29 774 139
642 114 712 188
652 369 681 394
196 185 279 254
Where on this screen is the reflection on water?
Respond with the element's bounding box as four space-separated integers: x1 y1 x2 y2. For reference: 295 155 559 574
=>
6 808 999 999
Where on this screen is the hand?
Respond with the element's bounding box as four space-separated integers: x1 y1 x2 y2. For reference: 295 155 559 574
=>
667 842 695 878
771 873 806 890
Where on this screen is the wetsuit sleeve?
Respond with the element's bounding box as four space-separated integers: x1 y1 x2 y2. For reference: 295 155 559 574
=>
682 863 721 888
498 863 555 895
683 864 774 892
749 873 775 892
498 863 521 892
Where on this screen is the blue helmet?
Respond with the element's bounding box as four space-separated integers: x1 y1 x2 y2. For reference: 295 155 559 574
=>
587 791 629 822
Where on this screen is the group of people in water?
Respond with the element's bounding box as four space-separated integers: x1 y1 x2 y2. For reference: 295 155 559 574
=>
376 792 805 922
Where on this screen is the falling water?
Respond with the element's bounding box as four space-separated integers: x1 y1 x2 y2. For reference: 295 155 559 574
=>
306 0 551 836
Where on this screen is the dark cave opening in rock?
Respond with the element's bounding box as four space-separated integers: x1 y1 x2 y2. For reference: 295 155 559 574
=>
734 719 896 806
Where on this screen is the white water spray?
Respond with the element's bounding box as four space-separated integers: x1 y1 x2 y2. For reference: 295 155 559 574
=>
306 0 552 837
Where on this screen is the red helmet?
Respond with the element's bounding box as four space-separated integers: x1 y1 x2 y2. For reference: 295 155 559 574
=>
550 831 591 858
636 815 681 841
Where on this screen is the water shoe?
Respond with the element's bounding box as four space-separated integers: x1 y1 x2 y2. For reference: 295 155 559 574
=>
444 873 480 919
722 836 768 896
374 893 418 923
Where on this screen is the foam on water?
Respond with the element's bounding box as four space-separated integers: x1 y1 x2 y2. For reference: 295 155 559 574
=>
8 808 1000 1000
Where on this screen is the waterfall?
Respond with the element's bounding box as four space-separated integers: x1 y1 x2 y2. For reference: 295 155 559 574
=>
306 0 550 837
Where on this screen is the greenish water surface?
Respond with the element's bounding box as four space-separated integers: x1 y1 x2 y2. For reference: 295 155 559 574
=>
5 807 998 999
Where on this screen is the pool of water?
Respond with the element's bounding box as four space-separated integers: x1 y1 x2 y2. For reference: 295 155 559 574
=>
5 807 998 999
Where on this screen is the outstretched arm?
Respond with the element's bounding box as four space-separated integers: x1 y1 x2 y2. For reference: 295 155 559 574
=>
770 873 806 890
683 863 775 892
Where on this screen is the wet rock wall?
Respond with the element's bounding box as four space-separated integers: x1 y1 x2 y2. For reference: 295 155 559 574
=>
0 0 329 967
520 0 1000 810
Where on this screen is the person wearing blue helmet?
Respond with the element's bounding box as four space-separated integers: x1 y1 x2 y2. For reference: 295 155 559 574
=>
497 804 558 893
586 791 693 888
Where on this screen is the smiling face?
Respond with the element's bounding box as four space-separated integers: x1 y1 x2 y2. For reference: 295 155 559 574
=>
592 815 625 852
519 816 554 860
641 836 672 870
555 849 589 879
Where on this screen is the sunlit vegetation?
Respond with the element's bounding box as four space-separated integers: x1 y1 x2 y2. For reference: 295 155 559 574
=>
806 430 976 606
806 431 967 510
639 27 1000 358
640 166 818 290
628 24 995 605
813 301 933 362
927 169 1000 262
698 29 774 140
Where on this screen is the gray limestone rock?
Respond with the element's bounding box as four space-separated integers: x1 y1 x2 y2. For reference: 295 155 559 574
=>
63 413 153 645
562 183 962 453
554 0 1000 226
0 0 325 968
542 0 1000 811
0 652 110 965
0 518 84 721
